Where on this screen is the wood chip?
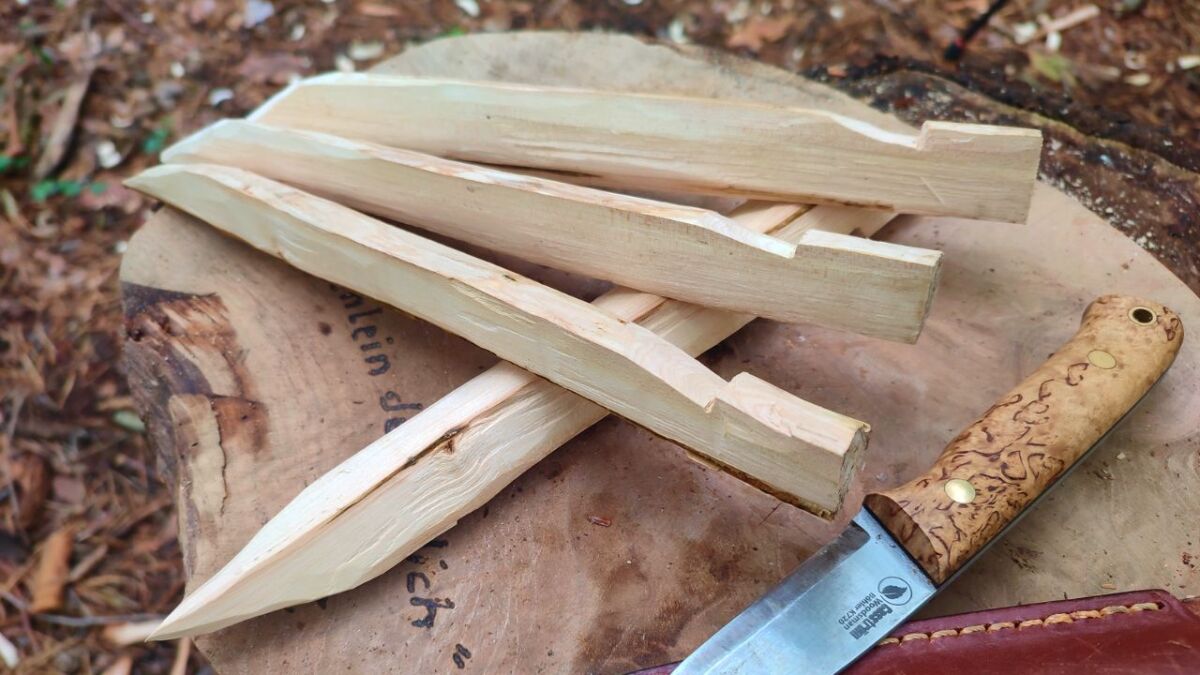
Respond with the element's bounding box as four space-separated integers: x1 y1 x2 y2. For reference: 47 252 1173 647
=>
28 525 75 613
0 631 18 669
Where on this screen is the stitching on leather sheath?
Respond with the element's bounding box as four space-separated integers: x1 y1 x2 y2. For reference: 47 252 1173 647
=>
875 602 1162 647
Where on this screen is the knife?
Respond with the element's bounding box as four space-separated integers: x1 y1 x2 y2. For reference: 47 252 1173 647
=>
674 294 1183 674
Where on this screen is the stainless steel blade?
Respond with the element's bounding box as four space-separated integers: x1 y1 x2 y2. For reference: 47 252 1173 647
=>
674 509 936 675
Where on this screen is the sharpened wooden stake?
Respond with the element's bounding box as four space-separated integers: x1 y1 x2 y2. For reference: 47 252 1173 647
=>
163 121 941 341
144 200 893 641
249 73 1043 222
127 164 867 518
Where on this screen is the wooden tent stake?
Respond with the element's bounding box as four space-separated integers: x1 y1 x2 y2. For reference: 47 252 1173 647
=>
163 120 941 341
143 200 893 640
127 164 868 518
250 73 1043 221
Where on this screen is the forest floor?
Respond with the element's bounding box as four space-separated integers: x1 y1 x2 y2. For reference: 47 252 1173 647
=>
1 1 1198 672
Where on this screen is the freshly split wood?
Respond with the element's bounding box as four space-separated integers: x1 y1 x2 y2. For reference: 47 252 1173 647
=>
127 164 867 519
250 73 1043 221
144 201 893 640
163 120 942 341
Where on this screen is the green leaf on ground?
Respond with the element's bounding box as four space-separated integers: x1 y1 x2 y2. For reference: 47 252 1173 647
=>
112 410 146 433
58 180 84 198
142 127 170 154
1029 52 1077 87
31 180 59 202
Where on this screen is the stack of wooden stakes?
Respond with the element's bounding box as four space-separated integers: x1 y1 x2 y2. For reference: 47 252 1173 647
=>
124 74 1043 640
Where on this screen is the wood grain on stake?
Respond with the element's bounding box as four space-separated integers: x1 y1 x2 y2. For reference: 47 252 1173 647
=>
126 164 868 517
250 73 1043 221
866 295 1184 583
162 120 941 341
142 200 894 640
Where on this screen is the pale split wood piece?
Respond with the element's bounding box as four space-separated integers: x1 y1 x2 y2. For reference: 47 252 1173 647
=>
249 73 1043 222
126 164 867 519
162 120 942 342
143 199 893 641
865 295 1184 583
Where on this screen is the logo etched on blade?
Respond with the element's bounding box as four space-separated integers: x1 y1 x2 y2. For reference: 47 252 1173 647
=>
878 577 913 605
836 592 892 640
836 577 914 640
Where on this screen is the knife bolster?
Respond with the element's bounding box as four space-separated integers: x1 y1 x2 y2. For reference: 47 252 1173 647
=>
865 295 1182 584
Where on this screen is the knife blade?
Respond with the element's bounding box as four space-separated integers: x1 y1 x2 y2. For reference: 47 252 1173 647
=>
675 294 1183 674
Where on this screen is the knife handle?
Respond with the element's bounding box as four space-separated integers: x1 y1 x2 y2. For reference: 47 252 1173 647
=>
864 295 1183 584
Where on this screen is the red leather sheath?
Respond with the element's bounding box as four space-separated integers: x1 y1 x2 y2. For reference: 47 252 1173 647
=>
633 589 1200 674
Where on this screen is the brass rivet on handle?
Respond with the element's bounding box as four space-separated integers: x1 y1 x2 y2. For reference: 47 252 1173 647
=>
1129 307 1157 325
945 479 976 504
1088 350 1117 369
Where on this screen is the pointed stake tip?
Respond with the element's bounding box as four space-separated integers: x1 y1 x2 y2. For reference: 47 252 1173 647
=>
146 610 204 642
145 625 179 642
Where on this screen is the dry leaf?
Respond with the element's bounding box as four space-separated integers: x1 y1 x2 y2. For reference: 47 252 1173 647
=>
78 175 144 214
235 53 312 85
33 67 95 179
8 453 51 531
356 2 400 17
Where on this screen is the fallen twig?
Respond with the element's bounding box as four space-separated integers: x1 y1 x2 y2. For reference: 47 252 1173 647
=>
945 0 1012 60
103 618 163 646
67 543 109 583
2 591 162 627
169 638 191 675
1016 4 1102 45
101 654 134 675
1 394 25 530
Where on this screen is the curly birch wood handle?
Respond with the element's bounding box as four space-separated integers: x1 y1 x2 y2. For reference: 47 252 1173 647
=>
865 295 1183 584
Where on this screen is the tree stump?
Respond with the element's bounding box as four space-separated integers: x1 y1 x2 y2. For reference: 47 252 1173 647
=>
121 33 1200 674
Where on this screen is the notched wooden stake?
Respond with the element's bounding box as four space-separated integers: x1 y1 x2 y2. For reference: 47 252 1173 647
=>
162 120 941 341
143 200 890 641
126 164 865 519
250 73 1043 222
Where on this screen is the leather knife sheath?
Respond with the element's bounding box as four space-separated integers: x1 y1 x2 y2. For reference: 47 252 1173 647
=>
633 589 1200 675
